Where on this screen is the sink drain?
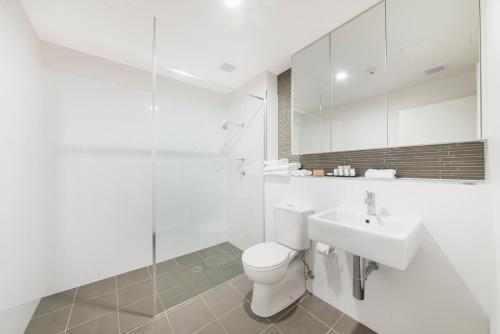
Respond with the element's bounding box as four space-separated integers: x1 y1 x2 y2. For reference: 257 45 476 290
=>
191 265 203 273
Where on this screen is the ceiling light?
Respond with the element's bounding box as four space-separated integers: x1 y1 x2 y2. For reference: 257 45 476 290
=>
335 71 348 81
220 63 236 73
225 0 241 8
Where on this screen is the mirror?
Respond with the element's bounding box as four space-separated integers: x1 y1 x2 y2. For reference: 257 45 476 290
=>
292 35 331 154
292 0 481 155
331 2 387 151
387 0 480 146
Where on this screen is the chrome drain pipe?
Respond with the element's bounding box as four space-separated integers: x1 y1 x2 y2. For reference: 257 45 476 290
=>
353 255 379 300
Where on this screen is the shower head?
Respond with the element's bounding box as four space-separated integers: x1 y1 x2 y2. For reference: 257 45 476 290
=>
221 120 244 130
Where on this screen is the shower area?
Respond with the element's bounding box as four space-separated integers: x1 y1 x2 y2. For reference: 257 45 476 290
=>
6 11 266 333
152 72 266 314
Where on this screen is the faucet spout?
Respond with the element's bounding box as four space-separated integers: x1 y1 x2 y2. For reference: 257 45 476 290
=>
364 191 376 216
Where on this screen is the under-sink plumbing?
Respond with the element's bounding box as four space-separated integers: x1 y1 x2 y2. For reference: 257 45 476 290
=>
353 255 379 300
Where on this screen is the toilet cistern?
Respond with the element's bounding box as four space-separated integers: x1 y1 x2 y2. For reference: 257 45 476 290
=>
364 191 376 216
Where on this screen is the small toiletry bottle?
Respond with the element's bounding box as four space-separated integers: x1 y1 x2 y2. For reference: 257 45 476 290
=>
338 167 344 177
333 169 338 176
350 168 356 177
344 165 351 177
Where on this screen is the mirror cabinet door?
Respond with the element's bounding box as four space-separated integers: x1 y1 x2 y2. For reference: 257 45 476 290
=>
386 0 481 146
330 2 387 151
292 35 332 154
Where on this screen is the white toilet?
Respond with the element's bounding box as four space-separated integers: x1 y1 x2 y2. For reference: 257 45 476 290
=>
242 203 313 317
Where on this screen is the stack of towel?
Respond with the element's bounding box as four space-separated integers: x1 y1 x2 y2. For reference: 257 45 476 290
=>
264 159 312 176
364 168 397 179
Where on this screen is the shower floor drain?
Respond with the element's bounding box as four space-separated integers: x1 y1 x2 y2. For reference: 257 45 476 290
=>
191 265 203 273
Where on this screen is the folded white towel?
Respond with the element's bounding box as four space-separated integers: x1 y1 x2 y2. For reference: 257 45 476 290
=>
264 159 289 167
289 169 312 176
263 171 291 176
263 162 301 172
365 168 396 179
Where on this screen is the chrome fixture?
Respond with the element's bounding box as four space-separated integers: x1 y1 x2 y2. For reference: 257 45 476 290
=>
222 120 244 130
353 255 379 300
364 191 376 216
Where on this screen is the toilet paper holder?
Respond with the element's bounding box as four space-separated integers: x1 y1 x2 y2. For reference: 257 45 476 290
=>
315 242 335 256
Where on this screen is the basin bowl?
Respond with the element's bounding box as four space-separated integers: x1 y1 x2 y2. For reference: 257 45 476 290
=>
308 208 422 270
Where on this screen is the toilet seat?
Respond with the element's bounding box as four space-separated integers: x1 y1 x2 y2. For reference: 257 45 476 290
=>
242 242 297 271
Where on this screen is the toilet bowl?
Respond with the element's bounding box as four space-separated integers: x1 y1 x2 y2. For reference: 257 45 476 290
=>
242 204 313 317
243 242 305 317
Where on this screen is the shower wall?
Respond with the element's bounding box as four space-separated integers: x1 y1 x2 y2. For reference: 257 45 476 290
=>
155 92 229 261
155 89 266 262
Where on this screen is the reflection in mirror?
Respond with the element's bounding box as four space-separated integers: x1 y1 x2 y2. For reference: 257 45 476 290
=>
330 2 387 151
292 35 331 154
387 0 480 146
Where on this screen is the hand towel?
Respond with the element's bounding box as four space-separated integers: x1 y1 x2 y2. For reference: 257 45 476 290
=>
263 162 301 172
364 169 396 179
263 171 292 176
289 169 312 176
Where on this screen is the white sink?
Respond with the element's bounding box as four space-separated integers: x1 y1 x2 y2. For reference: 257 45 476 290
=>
308 208 423 270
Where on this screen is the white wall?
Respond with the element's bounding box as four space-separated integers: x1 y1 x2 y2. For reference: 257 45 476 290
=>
155 90 229 260
0 0 52 319
483 0 500 332
265 176 493 334
225 94 265 250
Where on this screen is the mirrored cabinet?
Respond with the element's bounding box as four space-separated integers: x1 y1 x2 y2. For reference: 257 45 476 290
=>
292 0 481 155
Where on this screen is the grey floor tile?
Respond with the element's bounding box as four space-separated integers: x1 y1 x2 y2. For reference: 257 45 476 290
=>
332 315 377 334
154 259 179 275
195 320 227 334
273 306 329 334
118 279 155 309
262 325 283 334
219 303 270 334
159 281 198 310
68 290 117 329
119 296 164 333
156 269 189 292
218 242 241 254
219 243 243 260
128 315 173 334
299 294 343 327
167 298 215 334
197 245 225 259
188 266 226 294
175 252 205 267
216 260 244 280
203 284 245 317
117 268 150 289
25 306 71 334
66 311 119 334
33 288 76 318
204 253 235 268
231 276 253 301
75 277 116 303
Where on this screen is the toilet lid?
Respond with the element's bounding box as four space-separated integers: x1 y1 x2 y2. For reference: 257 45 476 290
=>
243 242 294 270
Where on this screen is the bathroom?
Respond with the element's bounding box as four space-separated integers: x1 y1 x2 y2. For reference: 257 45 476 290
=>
1 0 500 333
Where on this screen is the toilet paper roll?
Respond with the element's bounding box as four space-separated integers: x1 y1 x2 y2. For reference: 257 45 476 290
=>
315 242 334 256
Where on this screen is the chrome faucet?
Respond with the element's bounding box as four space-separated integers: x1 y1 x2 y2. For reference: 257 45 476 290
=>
364 191 376 216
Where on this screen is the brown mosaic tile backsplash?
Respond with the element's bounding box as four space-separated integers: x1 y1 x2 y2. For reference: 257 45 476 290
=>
277 69 485 180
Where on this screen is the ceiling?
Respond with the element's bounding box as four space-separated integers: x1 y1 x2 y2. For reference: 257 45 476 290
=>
20 0 379 90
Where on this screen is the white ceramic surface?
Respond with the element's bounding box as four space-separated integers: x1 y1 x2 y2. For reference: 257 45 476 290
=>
308 207 423 270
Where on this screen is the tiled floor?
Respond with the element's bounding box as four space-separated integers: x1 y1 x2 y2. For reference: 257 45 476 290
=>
25 242 376 334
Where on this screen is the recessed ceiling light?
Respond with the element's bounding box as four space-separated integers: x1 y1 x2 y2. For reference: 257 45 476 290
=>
225 0 241 8
220 63 236 73
335 71 348 81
